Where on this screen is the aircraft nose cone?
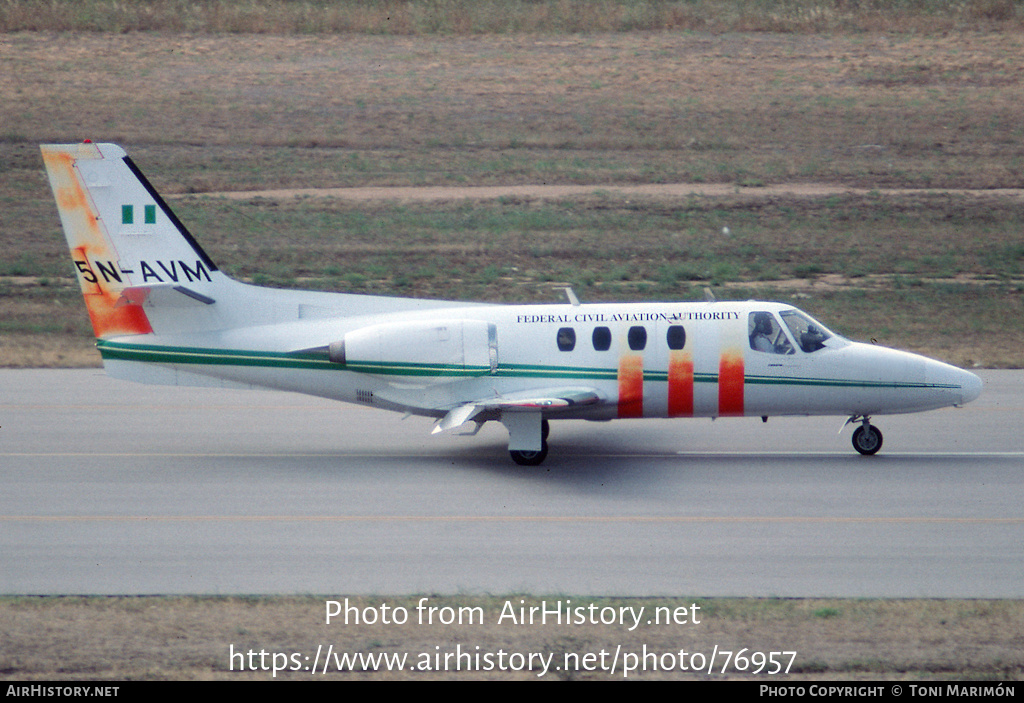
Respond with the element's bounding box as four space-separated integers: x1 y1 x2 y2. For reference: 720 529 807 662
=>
928 361 983 406
960 369 983 405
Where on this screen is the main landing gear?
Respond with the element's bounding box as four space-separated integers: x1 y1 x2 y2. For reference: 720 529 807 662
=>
850 417 883 455
508 419 551 466
510 444 548 466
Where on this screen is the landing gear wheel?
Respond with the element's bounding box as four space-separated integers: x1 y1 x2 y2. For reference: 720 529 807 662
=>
852 425 883 455
541 419 550 442
510 442 549 466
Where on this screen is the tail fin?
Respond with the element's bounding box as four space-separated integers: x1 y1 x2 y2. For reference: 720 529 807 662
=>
41 142 221 339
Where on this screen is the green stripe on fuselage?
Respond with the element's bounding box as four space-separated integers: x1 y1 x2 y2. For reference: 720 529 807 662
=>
96 340 959 390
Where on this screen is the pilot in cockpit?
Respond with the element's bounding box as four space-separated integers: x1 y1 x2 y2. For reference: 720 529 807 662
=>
749 311 794 355
750 312 776 353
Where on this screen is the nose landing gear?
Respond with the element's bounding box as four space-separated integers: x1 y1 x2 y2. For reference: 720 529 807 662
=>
851 417 883 455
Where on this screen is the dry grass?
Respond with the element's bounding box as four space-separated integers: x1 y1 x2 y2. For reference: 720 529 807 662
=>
2 596 1022 680
0 0 1020 35
0 332 98 367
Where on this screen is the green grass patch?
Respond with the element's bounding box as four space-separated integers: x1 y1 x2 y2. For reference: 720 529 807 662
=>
165 193 1024 299
13 191 1022 366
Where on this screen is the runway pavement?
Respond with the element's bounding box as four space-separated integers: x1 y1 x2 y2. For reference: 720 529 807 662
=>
1 369 1021 596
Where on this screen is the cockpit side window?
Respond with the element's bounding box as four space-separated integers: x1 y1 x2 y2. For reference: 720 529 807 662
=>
748 312 794 355
780 310 831 353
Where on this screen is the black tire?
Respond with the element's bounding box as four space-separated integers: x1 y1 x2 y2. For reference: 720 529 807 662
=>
510 442 549 466
852 425 883 455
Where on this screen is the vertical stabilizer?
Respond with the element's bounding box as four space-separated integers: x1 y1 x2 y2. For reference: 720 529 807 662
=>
41 142 221 339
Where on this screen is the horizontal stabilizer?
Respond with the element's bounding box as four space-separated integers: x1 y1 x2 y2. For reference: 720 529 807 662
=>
115 284 216 308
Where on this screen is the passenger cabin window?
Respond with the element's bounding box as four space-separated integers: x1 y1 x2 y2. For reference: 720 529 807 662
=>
666 325 686 350
592 326 611 351
557 327 576 352
748 312 794 355
780 310 832 353
627 326 647 351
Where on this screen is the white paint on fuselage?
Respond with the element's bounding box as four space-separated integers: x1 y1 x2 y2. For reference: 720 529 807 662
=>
109 299 981 422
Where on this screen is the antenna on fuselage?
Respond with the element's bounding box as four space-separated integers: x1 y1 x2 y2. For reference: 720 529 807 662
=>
563 287 581 306
703 287 717 302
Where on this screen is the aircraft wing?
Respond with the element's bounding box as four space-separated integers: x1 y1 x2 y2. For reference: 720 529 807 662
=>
432 387 603 434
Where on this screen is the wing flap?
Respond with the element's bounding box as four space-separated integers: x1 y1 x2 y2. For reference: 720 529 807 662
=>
432 387 603 435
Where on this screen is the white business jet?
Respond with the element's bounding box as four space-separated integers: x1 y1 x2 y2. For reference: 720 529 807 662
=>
41 142 982 465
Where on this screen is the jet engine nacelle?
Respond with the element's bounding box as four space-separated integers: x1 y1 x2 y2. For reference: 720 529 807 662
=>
332 319 498 380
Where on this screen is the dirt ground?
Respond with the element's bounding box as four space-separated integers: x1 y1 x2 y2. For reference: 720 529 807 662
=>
201 182 1024 202
4 30 1023 185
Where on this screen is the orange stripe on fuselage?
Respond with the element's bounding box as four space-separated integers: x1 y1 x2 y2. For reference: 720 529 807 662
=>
618 354 644 418
667 351 694 417
718 350 744 416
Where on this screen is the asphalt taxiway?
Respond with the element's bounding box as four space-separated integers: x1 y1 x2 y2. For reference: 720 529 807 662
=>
2 369 1021 596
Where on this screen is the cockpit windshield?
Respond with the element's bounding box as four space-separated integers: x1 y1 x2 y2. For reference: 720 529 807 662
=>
780 309 833 353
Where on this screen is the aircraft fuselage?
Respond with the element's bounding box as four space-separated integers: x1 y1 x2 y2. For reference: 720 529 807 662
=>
97 299 981 424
